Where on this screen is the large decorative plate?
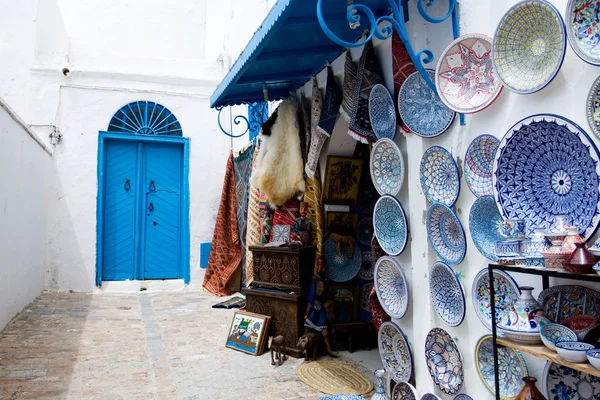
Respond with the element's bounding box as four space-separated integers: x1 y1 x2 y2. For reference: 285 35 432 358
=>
374 256 409 319
420 146 460 207
426 203 466 265
464 134 500 197
543 362 600 399
369 84 397 140
424 328 464 395
420 395 441 400
472 268 521 331
358 251 374 281
370 138 404 196
493 114 600 240
323 238 362 282
453 396 474 400
398 69 456 138
537 285 600 323
469 195 504 261
566 0 600 66
435 33 502 113
378 321 413 383
373 195 409 256
587 75 600 139
319 396 365 400
392 382 419 400
476 335 528 399
429 261 466 327
356 217 374 246
492 0 566 94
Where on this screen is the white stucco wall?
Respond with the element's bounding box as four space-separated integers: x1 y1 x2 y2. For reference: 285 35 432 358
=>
0 99 52 330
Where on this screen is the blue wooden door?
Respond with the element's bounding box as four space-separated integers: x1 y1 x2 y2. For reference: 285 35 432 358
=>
102 140 138 281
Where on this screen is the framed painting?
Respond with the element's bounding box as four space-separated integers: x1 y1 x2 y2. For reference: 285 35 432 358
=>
225 311 270 355
326 212 358 236
322 156 364 205
329 284 359 324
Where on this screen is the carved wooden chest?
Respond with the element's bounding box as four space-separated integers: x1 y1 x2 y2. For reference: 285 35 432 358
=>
242 287 307 358
249 245 316 293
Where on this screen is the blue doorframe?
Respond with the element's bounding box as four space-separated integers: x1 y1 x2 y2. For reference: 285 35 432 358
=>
96 131 191 285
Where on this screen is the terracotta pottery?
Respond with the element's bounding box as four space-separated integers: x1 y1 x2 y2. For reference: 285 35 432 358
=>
562 226 585 252
564 242 597 274
561 315 600 341
515 377 546 400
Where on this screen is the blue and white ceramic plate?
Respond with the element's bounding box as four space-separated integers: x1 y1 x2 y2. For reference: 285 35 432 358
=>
420 394 441 400
319 396 365 400
356 217 374 246
426 203 466 265
373 195 409 256
358 251 374 281
587 74 600 139
543 362 600 399
429 261 466 327
392 382 419 400
370 138 404 197
360 283 373 312
323 238 361 283
476 335 528 399
493 114 600 241
378 321 413 383
492 0 566 94
425 328 464 395
464 135 499 197
537 284 600 323
369 84 397 140
420 146 460 207
469 195 503 261
398 69 456 138
472 268 521 331
374 256 409 319
566 0 600 66
453 395 474 400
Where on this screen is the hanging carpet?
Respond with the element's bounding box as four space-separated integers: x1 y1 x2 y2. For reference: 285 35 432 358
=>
244 143 262 286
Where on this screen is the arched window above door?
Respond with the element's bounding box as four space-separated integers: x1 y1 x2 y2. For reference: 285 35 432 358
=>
108 101 182 136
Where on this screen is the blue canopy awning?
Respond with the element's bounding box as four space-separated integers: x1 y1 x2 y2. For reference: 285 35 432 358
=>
210 0 391 108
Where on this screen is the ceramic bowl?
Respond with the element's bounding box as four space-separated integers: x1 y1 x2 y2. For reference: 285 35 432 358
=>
561 315 600 341
593 264 600 276
586 349 600 370
555 341 594 363
498 328 542 345
495 240 520 256
540 323 578 351
540 250 570 269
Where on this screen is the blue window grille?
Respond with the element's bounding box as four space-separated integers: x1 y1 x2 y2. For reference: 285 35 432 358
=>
248 102 269 141
108 101 182 136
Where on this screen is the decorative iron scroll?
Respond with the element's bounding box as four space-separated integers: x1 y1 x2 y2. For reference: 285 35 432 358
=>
217 102 269 139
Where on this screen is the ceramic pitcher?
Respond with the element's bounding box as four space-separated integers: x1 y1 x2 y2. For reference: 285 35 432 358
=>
507 287 549 332
371 369 388 400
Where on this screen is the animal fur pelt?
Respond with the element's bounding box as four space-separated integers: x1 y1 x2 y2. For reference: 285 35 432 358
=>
251 97 305 207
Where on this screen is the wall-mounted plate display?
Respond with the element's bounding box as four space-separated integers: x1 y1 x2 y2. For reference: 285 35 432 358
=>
392 382 419 400
378 321 413 383
537 284 600 323
469 195 504 261
587 75 600 139
323 238 361 282
472 268 521 331
543 362 600 399
464 134 499 198
420 146 460 207
358 251 374 281
374 256 409 319
424 328 464 395
566 0 600 66
370 138 404 197
426 203 466 265
369 84 397 140
429 261 466 327
373 195 409 256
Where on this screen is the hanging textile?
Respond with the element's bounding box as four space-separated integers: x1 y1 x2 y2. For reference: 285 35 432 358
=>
392 32 417 98
305 168 325 274
244 144 262 286
270 198 301 241
306 76 324 179
203 152 242 296
348 40 384 143
340 51 358 123
369 285 391 331
298 96 309 167
317 67 343 138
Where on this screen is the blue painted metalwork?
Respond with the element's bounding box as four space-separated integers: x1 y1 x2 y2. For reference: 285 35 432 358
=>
108 101 182 136
216 102 269 139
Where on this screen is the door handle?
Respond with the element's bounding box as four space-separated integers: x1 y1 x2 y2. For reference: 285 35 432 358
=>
124 179 131 191
148 202 154 212
148 180 156 192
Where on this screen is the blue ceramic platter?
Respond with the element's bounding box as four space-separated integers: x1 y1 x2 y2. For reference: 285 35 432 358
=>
356 217 373 246
420 146 460 207
420 395 441 400
392 382 418 400
319 396 365 400
464 135 499 197
369 84 397 140
566 0 600 66
476 335 528 399
429 261 466 327
453 396 473 400
425 328 464 395
493 114 600 241
398 70 455 138
492 0 566 94
472 268 521 331
469 195 503 261
373 195 408 256
370 138 404 197
426 203 466 265
537 284 600 323
358 251 374 281
323 238 361 283
378 321 413 383
587 74 600 139
541 323 577 349
374 256 409 319
543 362 600 399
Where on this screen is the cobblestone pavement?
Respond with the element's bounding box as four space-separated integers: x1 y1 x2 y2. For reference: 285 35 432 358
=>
0 291 331 400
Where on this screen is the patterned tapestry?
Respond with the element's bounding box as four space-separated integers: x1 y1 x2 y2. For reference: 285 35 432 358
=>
341 51 357 123
392 32 417 98
305 169 325 274
244 143 262 286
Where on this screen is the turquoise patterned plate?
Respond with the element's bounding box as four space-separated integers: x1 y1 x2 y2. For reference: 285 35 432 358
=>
378 321 413 383
370 138 404 197
373 195 408 256
469 195 503 261
420 146 460 207
429 261 466 327
426 203 466 265
492 0 566 94
566 0 600 65
374 256 409 319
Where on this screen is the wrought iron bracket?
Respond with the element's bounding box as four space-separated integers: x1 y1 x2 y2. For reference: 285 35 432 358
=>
216 102 269 139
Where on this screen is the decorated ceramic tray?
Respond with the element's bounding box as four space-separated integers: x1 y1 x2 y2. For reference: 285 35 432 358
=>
373 195 409 256
566 0 600 66
358 251 374 281
429 261 466 327
472 268 521 331
543 362 600 399
374 256 409 319
587 75 600 139
426 203 466 265
492 0 566 94
469 195 504 261
424 328 464 395
378 321 413 383
370 138 404 197
464 134 499 197
398 69 456 138
493 114 600 240
369 84 397 140
323 238 361 282
537 284 600 323
360 283 373 312
453 396 473 400
392 382 418 400
356 217 374 246
420 394 441 400
435 33 502 113
420 146 460 207
476 335 528 399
